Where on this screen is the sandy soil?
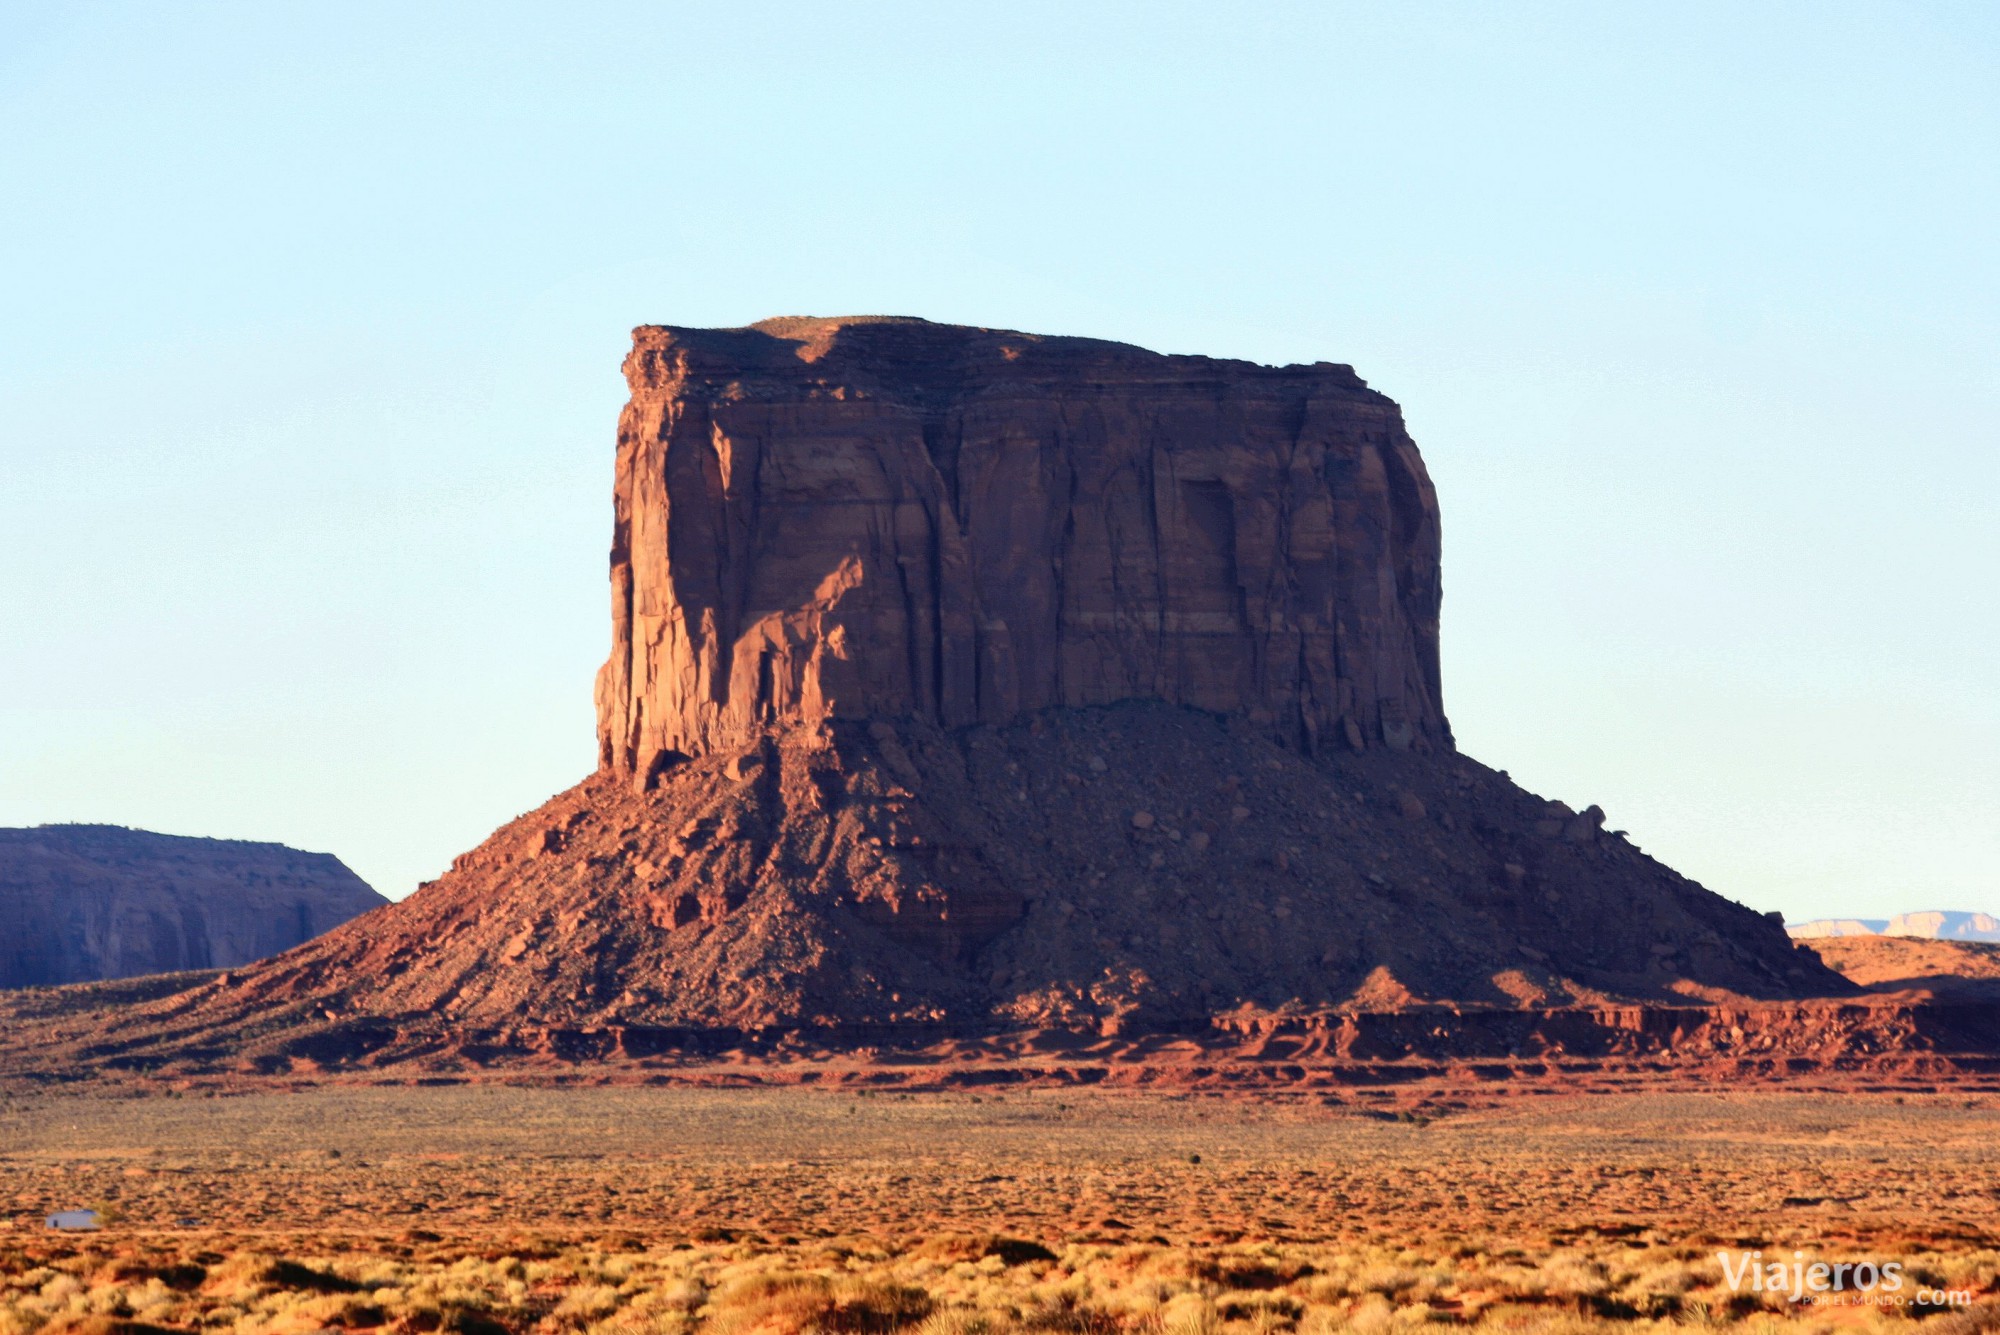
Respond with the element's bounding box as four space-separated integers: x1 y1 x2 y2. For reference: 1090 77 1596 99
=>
4 1086 1996 1244
3 1087 1996 1335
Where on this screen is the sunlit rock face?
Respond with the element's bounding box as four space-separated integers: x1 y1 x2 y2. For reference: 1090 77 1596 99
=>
595 316 1448 781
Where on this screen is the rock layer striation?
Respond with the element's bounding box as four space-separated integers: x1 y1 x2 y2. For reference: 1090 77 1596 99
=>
596 317 1447 782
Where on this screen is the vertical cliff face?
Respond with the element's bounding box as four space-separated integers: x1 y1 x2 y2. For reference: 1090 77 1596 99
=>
0 826 386 988
595 317 1447 782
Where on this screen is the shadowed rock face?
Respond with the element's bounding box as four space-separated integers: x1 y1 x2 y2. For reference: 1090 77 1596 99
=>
595 317 1447 782
0 825 386 988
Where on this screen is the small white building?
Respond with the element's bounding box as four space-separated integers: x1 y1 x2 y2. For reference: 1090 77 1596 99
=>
45 1210 101 1231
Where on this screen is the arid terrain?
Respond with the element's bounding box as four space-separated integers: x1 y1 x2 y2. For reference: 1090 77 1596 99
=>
4 319 1991 1335
1 1088 1994 1335
1807 940 2000 1002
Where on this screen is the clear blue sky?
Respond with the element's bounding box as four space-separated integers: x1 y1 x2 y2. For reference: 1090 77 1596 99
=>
2 2 1993 922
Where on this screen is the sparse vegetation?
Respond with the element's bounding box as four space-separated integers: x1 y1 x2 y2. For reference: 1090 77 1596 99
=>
0 1232 1989 1335
0 1088 1991 1334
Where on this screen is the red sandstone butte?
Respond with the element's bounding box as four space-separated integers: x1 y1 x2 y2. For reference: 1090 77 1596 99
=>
0 317 1912 1086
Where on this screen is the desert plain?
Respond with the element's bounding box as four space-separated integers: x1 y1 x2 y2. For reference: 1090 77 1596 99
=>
1 1084 1994 1335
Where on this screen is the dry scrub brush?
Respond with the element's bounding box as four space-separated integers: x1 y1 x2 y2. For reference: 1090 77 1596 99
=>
0 1235 1990 1335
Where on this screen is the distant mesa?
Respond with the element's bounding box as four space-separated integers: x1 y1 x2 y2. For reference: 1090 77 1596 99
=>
1886 910 2000 941
0 825 386 989
1789 911 2000 943
0 316 1908 1084
1786 919 1890 940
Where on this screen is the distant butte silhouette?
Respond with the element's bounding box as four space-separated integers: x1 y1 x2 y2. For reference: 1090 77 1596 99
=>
5 317 1894 1083
0 825 384 988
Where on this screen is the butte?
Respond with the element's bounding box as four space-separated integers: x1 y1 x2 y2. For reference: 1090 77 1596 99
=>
13 317 1899 1084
